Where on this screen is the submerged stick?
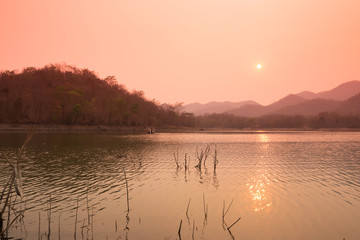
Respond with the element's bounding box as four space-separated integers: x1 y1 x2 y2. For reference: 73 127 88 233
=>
123 168 130 213
195 146 203 170
47 195 52 240
86 184 90 226
173 151 180 169
202 194 208 224
222 198 241 238
2 152 14 169
224 197 234 219
0 210 25 235
38 212 41 240
184 153 187 171
58 214 61 240
213 145 218 173
81 219 85 239
186 198 191 220
178 219 182 240
91 207 94 240
227 217 241 230
0 173 13 206
192 220 195 240
1 173 15 216
74 195 79 240
203 144 211 167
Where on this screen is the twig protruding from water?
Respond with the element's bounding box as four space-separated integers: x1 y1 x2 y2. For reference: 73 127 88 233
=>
203 194 208 224
222 198 241 239
47 195 52 240
123 168 130 213
227 217 241 231
186 198 191 221
178 219 182 240
173 151 180 169
74 195 79 240
213 145 218 173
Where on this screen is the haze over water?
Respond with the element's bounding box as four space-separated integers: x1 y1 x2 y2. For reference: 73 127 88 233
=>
1 132 359 239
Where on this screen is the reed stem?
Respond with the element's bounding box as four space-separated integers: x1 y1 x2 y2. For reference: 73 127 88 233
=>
186 198 191 220
123 168 130 213
178 219 182 240
74 195 79 240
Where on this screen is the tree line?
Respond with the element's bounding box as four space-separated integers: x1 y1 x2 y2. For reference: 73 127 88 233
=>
1 64 359 129
191 112 360 129
0 64 182 127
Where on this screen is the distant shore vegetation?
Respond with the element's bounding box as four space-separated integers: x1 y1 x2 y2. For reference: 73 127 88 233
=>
1 64 360 129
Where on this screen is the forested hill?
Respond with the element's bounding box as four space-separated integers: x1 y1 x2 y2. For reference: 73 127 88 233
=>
1 64 360 129
0 65 186 126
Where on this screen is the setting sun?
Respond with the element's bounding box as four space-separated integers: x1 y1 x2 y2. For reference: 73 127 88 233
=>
257 64 262 69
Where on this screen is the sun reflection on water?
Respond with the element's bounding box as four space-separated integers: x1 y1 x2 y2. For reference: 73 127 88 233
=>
247 168 272 212
258 134 269 143
247 134 273 212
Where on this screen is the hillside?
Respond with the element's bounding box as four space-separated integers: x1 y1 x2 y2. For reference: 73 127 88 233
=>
0 65 183 127
1 65 359 129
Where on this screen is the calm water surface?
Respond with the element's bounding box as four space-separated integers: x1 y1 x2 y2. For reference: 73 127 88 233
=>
1 132 360 240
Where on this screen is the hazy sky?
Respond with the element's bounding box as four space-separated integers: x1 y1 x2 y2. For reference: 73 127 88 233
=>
1 0 359 105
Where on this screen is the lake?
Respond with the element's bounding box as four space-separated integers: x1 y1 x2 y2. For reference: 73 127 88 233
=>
1 131 360 240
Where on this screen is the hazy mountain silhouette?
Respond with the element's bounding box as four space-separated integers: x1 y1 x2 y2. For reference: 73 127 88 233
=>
273 92 360 116
227 81 360 117
335 93 360 114
227 94 307 117
185 80 360 117
296 91 317 99
295 80 360 100
273 99 341 115
183 100 259 115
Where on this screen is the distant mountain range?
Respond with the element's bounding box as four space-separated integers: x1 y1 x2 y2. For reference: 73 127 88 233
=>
184 100 259 115
183 80 360 117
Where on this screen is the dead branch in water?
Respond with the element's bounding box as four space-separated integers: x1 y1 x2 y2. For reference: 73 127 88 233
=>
213 145 218 173
173 150 180 169
1 128 34 235
202 194 208 225
74 195 79 240
222 198 241 239
47 195 52 240
186 198 191 221
178 219 182 240
222 198 234 222
227 217 241 231
58 214 61 240
202 144 211 167
195 146 204 170
38 212 41 240
123 168 130 213
195 144 212 170
184 153 187 171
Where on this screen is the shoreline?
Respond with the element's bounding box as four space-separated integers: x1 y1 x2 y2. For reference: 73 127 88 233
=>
0 124 359 133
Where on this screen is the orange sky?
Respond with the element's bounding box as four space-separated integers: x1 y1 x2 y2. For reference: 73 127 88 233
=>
1 0 359 105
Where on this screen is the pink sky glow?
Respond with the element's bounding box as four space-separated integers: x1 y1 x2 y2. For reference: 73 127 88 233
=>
1 0 359 105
